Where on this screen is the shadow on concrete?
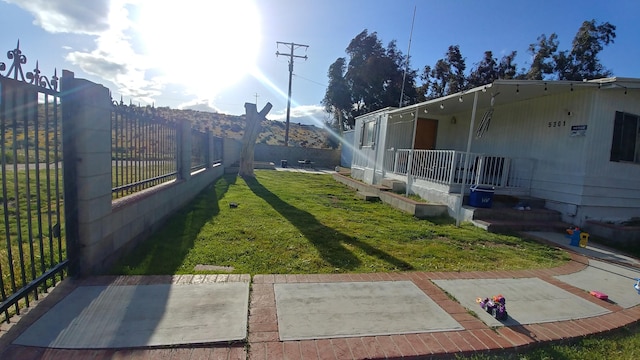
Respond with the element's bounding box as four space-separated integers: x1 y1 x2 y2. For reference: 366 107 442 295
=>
244 176 413 271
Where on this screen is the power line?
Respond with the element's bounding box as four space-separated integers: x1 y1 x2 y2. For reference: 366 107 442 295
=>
276 41 308 146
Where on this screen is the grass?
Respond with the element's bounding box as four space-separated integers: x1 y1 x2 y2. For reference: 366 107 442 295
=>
112 170 569 275
92 170 640 358
459 323 640 360
1 169 65 297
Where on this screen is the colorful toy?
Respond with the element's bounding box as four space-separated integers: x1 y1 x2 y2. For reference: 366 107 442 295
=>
590 290 608 300
476 294 508 320
634 279 640 295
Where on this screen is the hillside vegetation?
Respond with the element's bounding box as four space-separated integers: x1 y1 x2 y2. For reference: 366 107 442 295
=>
154 107 335 148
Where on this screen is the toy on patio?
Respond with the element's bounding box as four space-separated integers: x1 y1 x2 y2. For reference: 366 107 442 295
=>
590 290 608 300
565 227 589 247
476 294 508 320
634 279 640 295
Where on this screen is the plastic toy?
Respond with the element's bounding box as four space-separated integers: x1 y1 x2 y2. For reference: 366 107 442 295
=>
590 290 608 300
634 279 640 295
476 294 508 320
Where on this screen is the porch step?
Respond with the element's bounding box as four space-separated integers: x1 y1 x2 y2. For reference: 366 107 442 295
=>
356 192 380 202
472 219 572 234
381 179 406 193
473 207 562 222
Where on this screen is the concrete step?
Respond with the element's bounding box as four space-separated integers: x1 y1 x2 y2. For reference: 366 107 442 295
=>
472 219 572 234
356 192 380 202
472 207 562 222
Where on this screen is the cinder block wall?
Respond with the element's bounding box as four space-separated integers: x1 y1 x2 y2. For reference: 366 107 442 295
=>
254 143 340 168
62 72 226 276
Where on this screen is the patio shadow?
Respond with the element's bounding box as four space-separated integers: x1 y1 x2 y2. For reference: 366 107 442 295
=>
244 176 413 271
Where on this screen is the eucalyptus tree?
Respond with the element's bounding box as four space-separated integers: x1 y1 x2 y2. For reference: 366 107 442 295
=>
553 19 616 80
323 29 416 129
419 45 466 99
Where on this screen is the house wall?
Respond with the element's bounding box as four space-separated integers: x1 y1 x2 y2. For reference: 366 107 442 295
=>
578 88 640 223
352 111 389 184
436 88 640 226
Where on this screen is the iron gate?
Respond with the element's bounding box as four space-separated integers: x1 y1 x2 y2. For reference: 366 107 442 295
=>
0 42 67 322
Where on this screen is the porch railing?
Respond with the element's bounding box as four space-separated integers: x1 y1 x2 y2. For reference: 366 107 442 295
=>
384 149 532 191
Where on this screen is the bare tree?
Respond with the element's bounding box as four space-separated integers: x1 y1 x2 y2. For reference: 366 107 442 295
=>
239 102 272 178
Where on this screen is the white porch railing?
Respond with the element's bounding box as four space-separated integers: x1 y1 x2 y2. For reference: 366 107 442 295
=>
384 149 533 193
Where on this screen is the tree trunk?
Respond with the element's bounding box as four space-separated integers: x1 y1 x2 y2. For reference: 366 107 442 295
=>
239 102 273 178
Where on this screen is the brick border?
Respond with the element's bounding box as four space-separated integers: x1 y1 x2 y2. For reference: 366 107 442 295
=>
1 255 639 360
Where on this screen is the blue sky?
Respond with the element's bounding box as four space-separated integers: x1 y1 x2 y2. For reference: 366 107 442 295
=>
1 0 638 127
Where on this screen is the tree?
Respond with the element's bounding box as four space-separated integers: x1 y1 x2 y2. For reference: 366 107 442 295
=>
322 57 351 132
239 102 272 178
468 51 520 88
419 45 466 99
323 29 414 127
553 20 616 80
525 34 559 80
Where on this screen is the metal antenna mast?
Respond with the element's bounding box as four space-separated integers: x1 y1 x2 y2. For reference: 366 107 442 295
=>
276 41 308 146
399 6 416 108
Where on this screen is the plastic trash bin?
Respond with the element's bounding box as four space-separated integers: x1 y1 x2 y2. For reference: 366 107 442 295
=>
281 160 287 168
469 185 495 208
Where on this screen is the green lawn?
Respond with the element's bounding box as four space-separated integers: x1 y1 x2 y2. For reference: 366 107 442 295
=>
112 170 568 275
110 170 640 359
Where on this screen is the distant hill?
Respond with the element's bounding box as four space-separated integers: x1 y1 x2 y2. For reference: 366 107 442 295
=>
154 107 335 149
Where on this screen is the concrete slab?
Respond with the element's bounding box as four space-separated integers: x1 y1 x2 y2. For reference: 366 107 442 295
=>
13 282 249 349
274 281 463 341
434 278 610 327
554 259 640 308
526 231 640 267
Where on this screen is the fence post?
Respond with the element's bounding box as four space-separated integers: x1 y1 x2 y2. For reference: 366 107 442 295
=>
60 71 112 276
177 119 191 180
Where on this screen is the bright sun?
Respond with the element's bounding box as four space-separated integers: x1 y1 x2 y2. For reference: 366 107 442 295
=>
136 0 261 100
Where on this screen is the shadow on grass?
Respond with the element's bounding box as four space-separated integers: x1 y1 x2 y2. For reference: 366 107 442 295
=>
111 174 237 275
244 176 413 271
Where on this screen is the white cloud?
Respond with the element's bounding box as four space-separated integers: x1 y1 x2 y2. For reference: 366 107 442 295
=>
5 0 111 34
270 104 329 126
178 98 222 113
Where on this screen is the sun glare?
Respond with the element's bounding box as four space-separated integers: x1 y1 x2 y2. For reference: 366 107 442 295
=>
136 0 261 99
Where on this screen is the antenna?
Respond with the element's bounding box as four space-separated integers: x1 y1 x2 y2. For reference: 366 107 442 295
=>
399 6 416 108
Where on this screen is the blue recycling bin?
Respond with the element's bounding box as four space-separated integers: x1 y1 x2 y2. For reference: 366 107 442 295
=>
469 185 495 208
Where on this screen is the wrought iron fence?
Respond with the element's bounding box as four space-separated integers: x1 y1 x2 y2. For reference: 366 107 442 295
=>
190 129 208 171
0 41 67 323
111 102 178 198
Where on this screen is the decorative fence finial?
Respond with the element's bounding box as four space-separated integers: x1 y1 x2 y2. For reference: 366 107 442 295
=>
1 40 58 91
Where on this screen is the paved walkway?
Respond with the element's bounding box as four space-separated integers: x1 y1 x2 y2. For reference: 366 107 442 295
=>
1 235 639 359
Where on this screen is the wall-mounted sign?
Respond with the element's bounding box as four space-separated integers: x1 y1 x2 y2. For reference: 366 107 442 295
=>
570 125 587 137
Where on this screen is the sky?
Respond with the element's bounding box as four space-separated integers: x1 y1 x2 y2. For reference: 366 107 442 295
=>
1 0 639 127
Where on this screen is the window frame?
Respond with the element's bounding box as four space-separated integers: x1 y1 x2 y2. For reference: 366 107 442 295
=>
610 111 640 164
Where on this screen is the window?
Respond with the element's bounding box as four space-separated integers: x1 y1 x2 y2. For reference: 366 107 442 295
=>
360 120 377 148
610 111 640 163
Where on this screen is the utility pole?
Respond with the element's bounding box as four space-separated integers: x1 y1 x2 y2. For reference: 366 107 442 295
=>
276 41 308 146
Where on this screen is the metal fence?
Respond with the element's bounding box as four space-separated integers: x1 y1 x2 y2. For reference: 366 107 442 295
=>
0 42 67 322
111 102 178 198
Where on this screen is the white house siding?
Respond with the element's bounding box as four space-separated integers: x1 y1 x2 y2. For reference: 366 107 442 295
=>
578 88 640 223
352 111 389 184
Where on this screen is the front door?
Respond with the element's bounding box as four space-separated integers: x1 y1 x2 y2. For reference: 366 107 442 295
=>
414 118 438 149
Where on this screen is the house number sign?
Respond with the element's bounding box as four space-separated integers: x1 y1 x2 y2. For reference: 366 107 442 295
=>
548 120 567 127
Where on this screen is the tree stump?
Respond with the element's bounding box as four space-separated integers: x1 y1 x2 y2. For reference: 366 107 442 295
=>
239 102 272 178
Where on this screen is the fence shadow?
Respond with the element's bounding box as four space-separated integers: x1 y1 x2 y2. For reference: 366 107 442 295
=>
244 176 413 271
111 174 237 274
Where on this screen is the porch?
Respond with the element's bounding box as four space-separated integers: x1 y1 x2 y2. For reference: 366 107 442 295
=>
380 149 534 196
